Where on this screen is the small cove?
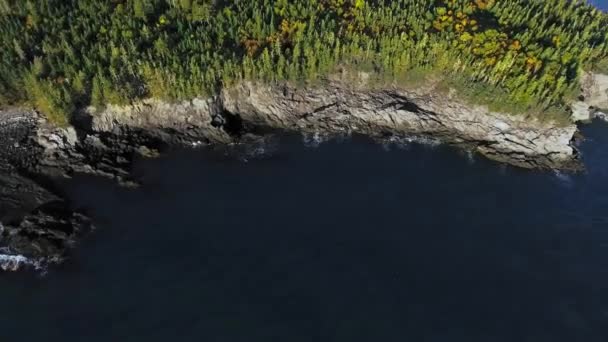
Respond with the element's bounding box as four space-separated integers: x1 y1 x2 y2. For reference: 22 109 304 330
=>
1 121 608 341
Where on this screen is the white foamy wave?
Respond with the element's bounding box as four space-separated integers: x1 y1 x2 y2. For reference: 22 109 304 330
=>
303 132 330 148
465 150 475 164
382 135 441 151
595 111 608 122
0 251 57 273
553 170 574 187
382 136 411 151
405 135 441 147
190 140 204 148
0 254 33 271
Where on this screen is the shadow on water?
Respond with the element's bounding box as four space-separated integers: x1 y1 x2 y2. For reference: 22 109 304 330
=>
1 120 608 341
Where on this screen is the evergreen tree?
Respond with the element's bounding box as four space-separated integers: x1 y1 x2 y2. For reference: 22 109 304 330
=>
0 0 606 124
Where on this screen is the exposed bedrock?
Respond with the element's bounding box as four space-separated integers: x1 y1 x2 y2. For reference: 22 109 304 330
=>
89 78 581 170
571 72 608 122
221 80 579 169
0 110 161 271
2 75 599 270
0 110 91 271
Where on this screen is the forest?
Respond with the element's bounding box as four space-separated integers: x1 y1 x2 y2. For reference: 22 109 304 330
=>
0 0 607 125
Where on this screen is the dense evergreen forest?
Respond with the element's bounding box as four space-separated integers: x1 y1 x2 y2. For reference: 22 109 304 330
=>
0 0 607 125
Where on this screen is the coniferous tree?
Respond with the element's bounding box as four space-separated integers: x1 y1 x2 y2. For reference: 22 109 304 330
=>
0 0 606 124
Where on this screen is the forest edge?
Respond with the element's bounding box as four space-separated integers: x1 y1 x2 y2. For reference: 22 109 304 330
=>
1 71 607 272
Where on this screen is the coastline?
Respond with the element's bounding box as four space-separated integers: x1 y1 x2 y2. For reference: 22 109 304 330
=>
91 76 585 170
1 75 607 271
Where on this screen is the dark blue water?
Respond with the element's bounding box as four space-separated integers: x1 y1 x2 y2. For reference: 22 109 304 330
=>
1 121 608 341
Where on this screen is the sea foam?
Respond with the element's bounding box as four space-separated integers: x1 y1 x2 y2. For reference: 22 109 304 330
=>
303 132 331 148
0 247 55 273
0 254 32 271
382 135 441 151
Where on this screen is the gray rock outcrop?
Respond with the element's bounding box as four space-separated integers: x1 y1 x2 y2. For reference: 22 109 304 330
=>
572 72 608 122
89 97 232 144
87 77 580 169
0 75 594 270
221 79 578 169
0 110 92 271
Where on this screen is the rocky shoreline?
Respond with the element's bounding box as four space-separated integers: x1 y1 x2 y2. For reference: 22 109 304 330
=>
92 76 583 170
0 109 171 271
1 75 606 271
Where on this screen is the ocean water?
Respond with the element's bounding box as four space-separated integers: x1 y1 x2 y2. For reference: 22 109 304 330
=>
0 120 607 341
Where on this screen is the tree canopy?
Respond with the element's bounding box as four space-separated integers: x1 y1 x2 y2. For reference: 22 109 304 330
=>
1 0 607 125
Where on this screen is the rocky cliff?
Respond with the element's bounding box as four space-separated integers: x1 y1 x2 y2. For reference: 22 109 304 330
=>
0 110 90 271
89 77 580 170
3 75 604 271
0 110 166 271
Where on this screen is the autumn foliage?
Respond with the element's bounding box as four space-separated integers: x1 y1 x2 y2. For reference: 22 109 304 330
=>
0 0 606 123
